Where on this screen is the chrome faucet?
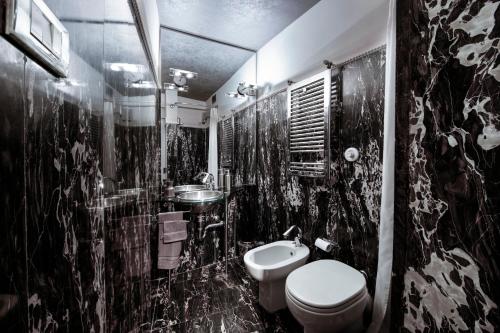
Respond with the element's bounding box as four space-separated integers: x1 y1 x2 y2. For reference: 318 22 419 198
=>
283 225 303 247
193 172 215 190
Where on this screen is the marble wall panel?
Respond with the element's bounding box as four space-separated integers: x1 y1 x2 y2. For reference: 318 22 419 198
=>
166 125 207 186
23 7 107 331
0 36 28 333
233 105 257 186
0 0 160 331
394 0 500 331
252 49 385 292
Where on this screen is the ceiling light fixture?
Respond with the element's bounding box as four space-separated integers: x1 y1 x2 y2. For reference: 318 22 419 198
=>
127 80 156 89
237 81 257 96
52 79 87 87
226 92 245 99
164 82 189 93
169 68 198 80
108 63 144 73
226 81 258 99
164 83 176 90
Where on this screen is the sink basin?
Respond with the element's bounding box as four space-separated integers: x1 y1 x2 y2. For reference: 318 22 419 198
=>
244 240 310 312
174 184 207 194
176 190 224 204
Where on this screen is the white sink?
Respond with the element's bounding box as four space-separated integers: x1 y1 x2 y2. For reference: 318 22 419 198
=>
244 240 309 312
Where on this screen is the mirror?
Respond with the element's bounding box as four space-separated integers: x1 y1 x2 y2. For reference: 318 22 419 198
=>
160 27 257 187
102 0 158 193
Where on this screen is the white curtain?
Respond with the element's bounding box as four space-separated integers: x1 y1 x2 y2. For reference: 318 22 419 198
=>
207 107 218 186
368 0 396 331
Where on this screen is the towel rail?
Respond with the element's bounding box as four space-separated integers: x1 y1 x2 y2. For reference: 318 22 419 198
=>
287 68 340 179
287 70 333 178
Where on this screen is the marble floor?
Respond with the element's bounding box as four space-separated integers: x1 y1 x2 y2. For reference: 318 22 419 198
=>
141 258 303 333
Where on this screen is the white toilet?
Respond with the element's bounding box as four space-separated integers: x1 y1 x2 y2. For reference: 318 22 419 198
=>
285 260 370 333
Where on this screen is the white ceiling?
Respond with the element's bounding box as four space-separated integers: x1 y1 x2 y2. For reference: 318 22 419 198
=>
161 30 254 101
157 0 320 100
157 0 320 51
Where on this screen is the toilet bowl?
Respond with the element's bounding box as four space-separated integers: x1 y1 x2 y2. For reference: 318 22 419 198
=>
285 260 370 333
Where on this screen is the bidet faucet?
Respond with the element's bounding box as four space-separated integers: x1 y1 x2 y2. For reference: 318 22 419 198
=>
283 225 302 247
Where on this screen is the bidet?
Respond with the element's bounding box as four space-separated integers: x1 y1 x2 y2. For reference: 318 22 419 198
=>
243 240 309 312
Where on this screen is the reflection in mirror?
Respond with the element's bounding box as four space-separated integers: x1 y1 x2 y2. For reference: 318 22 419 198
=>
101 1 159 330
103 0 158 194
160 27 257 188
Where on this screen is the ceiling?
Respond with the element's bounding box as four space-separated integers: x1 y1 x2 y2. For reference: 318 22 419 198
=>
161 30 254 101
157 0 320 51
157 0 320 101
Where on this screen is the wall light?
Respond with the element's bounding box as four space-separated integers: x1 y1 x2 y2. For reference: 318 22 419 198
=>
127 80 156 88
169 68 198 80
237 82 257 96
164 82 189 92
52 79 87 87
226 92 246 99
108 63 145 73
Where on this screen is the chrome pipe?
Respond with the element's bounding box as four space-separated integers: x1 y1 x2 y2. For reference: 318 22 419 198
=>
224 194 229 276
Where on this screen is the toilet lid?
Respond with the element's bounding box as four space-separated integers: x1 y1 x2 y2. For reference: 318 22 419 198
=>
286 260 366 309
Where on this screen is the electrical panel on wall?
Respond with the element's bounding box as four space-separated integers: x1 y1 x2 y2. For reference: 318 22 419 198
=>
287 69 332 178
4 0 70 77
220 116 234 169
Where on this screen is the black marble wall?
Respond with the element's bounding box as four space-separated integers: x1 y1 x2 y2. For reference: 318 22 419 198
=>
0 0 160 331
157 106 257 278
394 0 500 331
233 104 257 186
166 125 207 186
162 123 230 276
217 103 258 256
243 49 385 292
0 19 27 333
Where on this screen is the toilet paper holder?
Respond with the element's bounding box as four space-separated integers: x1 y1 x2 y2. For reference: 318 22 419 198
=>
314 238 339 253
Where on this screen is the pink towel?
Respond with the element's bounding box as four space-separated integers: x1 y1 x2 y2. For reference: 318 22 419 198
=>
161 220 187 243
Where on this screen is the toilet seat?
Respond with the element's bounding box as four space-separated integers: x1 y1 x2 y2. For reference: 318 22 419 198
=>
285 260 367 312
286 285 367 314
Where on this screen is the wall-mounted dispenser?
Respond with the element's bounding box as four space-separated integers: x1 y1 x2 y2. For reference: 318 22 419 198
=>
344 147 360 162
4 0 69 77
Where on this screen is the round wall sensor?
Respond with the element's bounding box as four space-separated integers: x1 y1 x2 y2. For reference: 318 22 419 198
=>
344 147 360 162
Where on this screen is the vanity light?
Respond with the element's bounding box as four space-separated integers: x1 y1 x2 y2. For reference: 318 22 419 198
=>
164 83 189 92
127 80 156 88
237 81 257 96
164 83 176 90
225 82 258 99
53 79 87 87
226 92 245 99
169 68 198 80
239 82 256 89
109 63 144 73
